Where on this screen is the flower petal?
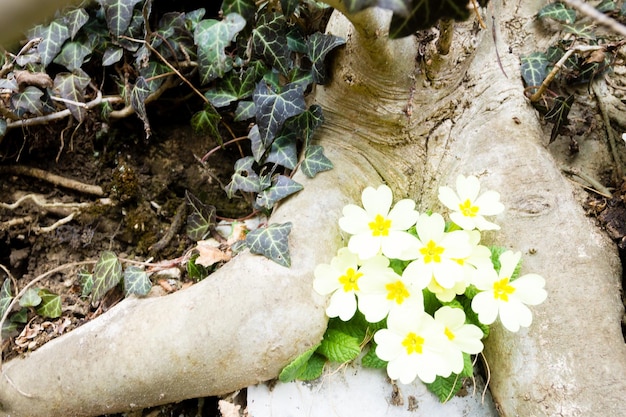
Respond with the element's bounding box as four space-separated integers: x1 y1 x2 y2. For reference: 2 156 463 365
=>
326 290 357 321
456 175 480 202
499 301 532 332
474 190 504 215
438 186 461 211
512 274 547 305
339 205 371 235
499 251 521 279
313 264 340 294
348 233 381 259
381 231 421 260
362 185 392 217
471 292 499 325
388 199 419 230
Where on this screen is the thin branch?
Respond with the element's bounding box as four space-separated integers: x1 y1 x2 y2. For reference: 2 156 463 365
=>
0 166 104 196
562 0 626 37
562 167 613 198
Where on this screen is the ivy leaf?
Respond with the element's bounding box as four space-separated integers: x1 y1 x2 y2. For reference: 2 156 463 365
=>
254 81 307 147
187 255 209 281
266 132 298 169
252 13 290 75
597 0 617 13
234 100 256 121
226 156 262 197
255 175 303 210
246 222 292 267
195 13 247 85
102 47 124 66
92 250 122 302
545 95 575 144
98 0 144 37
11 86 44 116
53 41 92 71
0 280 12 318
36 289 62 319
123 266 152 297
301 145 333 178
280 0 300 16
78 269 94 297
248 124 266 162
19 288 42 308
520 52 549 88
562 22 597 40
284 104 324 147
317 328 361 363
222 0 257 23
53 70 91 122
279 343 322 382
389 0 473 39
287 26 307 54
307 32 346 84
205 65 264 107
191 103 222 144
0 119 6 139
538 2 576 24
130 76 152 138
185 191 216 241
65 8 90 40
28 19 71 67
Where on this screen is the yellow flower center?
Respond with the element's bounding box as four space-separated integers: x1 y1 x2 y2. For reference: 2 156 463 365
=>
459 199 479 217
368 214 391 237
453 258 465 266
444 327 455 340
493 277 515 302
402 332 424 355
385 280 410 305
339 268 362 292
420 240 444 263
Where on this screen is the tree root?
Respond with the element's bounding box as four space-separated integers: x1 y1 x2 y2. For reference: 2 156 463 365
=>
0 166 104 196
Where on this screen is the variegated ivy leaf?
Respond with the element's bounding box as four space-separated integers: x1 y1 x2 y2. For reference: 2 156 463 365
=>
191 103 222 144
280 0 299 16
205 64 266 108
102 47 124 66
123 266 152 297
130 77 152 137
36 290 62 319
254 81 306 147
28 19 71 67
255 175 303 210
545 95 575 144
266 132 298 170
520 52 549 88
301 145 333 178
53 42 93 71
287 26 307 54
287 67 314 90
283 104 324 148
140 61 168 93
97 0 144 37
19 288 42 308
185 191 216 241
184 8 206 32
195 13 247 85
91 250 122 302
225 156 262 197
249 124 265 162
54 70 91 122
0 279 12 318
234 100 255 121
222 0 257 24
597 0 616 13
538 2 576 24
307 32 346 84
151 12 195 61
65 8 90 40
11 86 44 116
78 269 94 297
562 22 597 41
252 13 290 75
246 222 293 267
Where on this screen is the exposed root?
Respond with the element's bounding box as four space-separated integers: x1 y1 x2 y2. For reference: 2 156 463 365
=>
0 166 104 196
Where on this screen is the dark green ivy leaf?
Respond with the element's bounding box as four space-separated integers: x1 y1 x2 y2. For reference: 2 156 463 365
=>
538 2 576 24
78 269 94 297
97 0 144 37
520 52 549 88
317 328 362 363
28 19 71 67
92 250 123 302
234 100 255 121
389 0 473 39
301 145 333 178
225 156 262 197
597 0 616 13
246 222 292 267
545 95 575 144
266 131 298 170
185 191 216 241
11 86 44 116
222 0 257 23
307 32 346 84
254 81 307 147
280 0 300 16
102 47 124 66
123 265 152 296
65 8 90 39
53 70 91 122
0 280 12 318
252 13 290 75
205 65 265 108
191 103 222 144
53 41 92 71
36 289 62 319
255 175 303 210
562 22 597 40
279 343 322 382
284 104 324 148
130 76 152 137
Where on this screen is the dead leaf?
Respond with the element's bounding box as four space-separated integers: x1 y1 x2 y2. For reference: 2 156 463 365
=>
218 399 242 417
195 239 231 267
14 70 53 88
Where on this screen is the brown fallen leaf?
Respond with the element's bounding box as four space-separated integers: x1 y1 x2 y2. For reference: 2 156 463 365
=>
195 239 231 267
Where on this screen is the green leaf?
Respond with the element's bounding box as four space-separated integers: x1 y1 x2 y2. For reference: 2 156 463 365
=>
222 0 257 23
252 13 290 75
191 103 222 143
123 265 152 296
140 61 169 94
36 289 62 319
187 255 209 281
98 0 144 37
19 288 42 307
255 175 303 210
538 3 576 24
0 119 6 139
0 279 13 318
266 132 298 169
246 222 292 267
284 104 325 148
317 328 361 363
28 19 71 67
226 156 262 197
280 0 300 16
248 124 266 162
11 86 44 116
78 269 93 297
426 372 466 403
103 47 124 66
297 353 326 381
328 315 367 343
301 145 333 178
389 0 472 39
234 101 255 121
597 0 616 13
130 76 152 137
520 52 549 88
195 13 247 85
92 250 122 301
545 95 575 144
185 191 216 241
65 8 90 39
254 82 307 147
361 344 388 368
53 71 91 122
562 22 597 40
307 32 346 84
279 343 322 382
205 65 264 107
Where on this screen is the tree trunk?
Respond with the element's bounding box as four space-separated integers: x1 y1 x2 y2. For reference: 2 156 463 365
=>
1 1 625 416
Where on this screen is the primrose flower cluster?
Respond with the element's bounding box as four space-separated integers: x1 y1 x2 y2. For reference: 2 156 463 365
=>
313 175 547 385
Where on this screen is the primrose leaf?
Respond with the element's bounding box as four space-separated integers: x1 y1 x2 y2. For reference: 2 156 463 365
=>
254 82 307 147
538 2 576 24
279 343 322 382
389 0 473 39
255 175 303 210
426 372 466 403
98 0 144 37
301 145 333 178
195 13 247 85
19 288 42 308
520 52 549 89
65 8 90 39
185 191 216 241
222 0 257 23
53 71 91 122
0 280 13 318
36 290 62 319
545 95 575 144
252 13 290 75
11 86 44 116
307 33 346 84
266 132 298 169
28 19 71 67
123 266 152 296
246 222 292 267
317 328 361 363
92 250 122 301
361 343 388 368
191 103 222 144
